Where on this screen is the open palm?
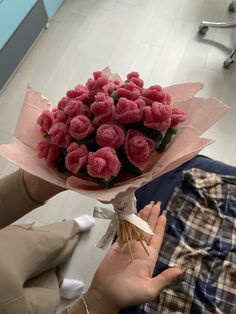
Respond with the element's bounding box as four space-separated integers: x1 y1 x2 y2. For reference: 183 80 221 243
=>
90 202 185 310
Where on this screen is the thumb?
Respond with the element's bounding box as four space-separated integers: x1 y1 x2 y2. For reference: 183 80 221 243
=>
150 267 186 296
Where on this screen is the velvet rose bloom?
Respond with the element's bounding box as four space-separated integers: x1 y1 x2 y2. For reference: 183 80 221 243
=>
116 97 145 124
90 92 116 126
37 141 60 167
65 143 88 175
69 115 94 140
64 99 85 118
87 147 121 181
48 122 71 148
171 106 186 127
57 97 68 110
116 81 141 101
96 123 125 149
66 85 89 103
142 85 171 106
102 81 118 95
37 110 54 133
86 72 109 98
73 84 89 103
126 72 144 89
53 109 67 123
143 102 171 131
124 129 155 171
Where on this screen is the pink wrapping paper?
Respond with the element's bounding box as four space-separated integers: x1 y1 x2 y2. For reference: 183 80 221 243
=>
0 70 229 204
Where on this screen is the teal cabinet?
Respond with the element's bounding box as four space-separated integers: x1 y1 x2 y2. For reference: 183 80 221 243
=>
43 0 64 19
0 0 37 49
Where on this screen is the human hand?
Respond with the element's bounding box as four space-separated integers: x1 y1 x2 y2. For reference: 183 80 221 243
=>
85 202 186 313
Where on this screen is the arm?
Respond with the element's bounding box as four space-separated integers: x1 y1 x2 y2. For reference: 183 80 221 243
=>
0 169 64 229
65 203 186 314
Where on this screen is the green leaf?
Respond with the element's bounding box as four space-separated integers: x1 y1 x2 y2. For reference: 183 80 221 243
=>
54 149 67 173
126 123 164 142
44 133 51 139
86 99 94 106
117 149 142 176
156 127 177 153
77 134 96 145
109 91 119 105
94 176 116 188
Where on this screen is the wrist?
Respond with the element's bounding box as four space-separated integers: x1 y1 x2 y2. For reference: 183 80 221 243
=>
84 288 120 314
69 289 120 314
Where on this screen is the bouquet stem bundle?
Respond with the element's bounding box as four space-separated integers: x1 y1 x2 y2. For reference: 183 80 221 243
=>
118 219 150 261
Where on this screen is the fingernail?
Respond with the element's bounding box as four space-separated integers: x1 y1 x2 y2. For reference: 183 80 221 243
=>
162 210 167 216
149 201 155 206
156 201 161 205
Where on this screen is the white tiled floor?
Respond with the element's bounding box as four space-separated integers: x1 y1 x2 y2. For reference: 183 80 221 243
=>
0 0 236 312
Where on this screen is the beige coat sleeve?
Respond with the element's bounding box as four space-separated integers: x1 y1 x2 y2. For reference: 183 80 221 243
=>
0 169 42 229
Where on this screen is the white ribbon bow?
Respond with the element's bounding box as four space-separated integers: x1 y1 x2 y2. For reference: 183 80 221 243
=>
94 194 154 249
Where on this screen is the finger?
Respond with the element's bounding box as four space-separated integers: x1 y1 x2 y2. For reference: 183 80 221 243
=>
147 203 161 233
150 211 166 252
149 267 185 297
138 201 155 222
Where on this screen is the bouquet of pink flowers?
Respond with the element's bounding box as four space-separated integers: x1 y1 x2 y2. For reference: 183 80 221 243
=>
36 70 186 188
0 68 228 259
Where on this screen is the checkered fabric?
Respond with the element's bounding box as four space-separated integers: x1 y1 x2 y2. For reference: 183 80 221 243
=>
139 168 236 314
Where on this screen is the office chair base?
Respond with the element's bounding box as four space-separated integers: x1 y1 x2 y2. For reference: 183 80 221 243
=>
223 48 236 69
198 24 236 68
198 1 236 68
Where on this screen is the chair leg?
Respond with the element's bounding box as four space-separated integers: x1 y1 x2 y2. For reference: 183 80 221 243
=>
223 47 236 69
229 1 236 12
199 20 236 30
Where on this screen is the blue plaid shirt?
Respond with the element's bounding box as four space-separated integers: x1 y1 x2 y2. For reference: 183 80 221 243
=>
124 168 236 314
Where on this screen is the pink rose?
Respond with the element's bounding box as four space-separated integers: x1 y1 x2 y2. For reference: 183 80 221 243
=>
102 82 117 95
57 97 68 110
87 147 121 181
113 80 121 86
66 89 85 99
93 71 102 80
127 72 140 79
116 82 141 101
96 123 125 149
126 72 144 88
171 106 186 127
74 85 89 103
65 143 88 175
69 115 94 140
116 98 144 124
142 85 171 106
37 141 60 168
143 102 171 131
64 99 85 118
124 129 155 171
86 73 109 98
53 110 67 123
90 92 116 126
49 122 71 148
37 110 54 133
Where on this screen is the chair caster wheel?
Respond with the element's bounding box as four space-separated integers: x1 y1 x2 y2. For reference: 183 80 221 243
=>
228 2 236 12
198 25 209 35
223 58 234 69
